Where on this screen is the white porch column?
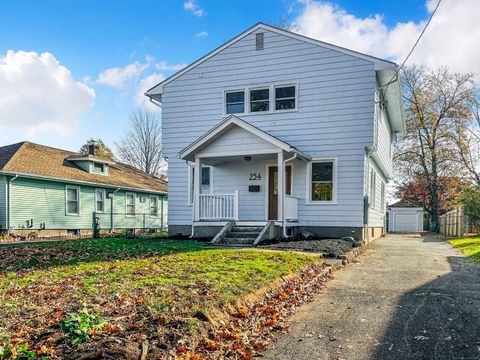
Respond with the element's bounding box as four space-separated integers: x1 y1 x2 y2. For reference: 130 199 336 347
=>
194 156 202 221
277 150 284 222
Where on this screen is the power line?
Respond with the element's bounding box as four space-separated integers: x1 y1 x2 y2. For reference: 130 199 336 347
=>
382 0 443 96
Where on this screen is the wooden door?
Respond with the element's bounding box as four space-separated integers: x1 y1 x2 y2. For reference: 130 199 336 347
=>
268 165 292 220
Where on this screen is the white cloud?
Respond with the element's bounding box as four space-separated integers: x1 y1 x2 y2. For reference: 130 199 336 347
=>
155 61 187 71
184 0 205 17
0 50 95 136
97 61 148 88
135 73 166 111
195 31 209 39
293 0 480 74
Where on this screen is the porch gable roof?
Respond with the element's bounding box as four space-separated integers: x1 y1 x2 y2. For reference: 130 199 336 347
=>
179 115 310 162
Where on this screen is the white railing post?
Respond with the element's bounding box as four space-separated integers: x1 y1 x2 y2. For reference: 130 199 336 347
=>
234 190 239 220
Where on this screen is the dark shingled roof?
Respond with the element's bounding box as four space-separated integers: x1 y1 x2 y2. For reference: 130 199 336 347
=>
0 141 167 193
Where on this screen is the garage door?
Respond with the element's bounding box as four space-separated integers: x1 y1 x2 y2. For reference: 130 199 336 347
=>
393 213 420 232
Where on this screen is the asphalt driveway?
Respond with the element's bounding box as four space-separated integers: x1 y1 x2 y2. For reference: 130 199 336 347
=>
264 234 480 360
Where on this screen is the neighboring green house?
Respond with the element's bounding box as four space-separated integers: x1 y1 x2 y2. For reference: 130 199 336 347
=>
0 142 167 237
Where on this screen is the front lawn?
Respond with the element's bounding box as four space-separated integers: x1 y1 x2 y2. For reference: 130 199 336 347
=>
0 237 319 358
449 236 480 263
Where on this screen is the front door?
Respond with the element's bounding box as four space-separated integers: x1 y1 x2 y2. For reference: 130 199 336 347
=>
268 165 292 220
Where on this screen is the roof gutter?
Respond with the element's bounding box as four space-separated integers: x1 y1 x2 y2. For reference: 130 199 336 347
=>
0 171 167 196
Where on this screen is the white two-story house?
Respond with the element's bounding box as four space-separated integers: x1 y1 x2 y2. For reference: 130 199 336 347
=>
145 23 405 242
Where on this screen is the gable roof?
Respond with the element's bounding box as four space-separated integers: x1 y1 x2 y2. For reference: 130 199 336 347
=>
0 142 167 193
388 199 424 208
145 22 397 99
179 115 310 162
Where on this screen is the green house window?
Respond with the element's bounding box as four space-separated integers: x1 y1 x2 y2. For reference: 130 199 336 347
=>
126 193 135 217
66 186 80 215
150 196 158 217
95 189 105 213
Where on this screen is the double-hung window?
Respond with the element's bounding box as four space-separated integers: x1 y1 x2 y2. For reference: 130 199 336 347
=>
380 182 385 212
225 90 245 114
66 186 80 216
93 162 104 173
150 196 158 217
275 85 296 110
250 88 269 112
310 161 335 202
126 193 135 217
95 189 105 213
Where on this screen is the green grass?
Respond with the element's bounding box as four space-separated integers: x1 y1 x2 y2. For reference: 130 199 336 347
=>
449 236 480 263
0 237 320 355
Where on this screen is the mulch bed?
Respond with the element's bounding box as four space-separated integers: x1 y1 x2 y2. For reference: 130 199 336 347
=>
260 238 358 258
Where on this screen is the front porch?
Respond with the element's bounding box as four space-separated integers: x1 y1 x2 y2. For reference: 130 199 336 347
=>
180 115 310 236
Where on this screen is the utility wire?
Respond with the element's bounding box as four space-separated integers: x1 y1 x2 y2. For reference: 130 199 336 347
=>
382 0 443 97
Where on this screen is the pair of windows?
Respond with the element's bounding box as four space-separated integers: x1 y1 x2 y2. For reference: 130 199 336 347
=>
126 193 160 217
225 85 296 115
309 161 335 203
66 187 106 216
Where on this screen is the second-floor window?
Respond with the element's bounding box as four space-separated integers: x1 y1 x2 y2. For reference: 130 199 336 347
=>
226 90 245 114
275 85 296 110
225 84 297 115
250 88 269 112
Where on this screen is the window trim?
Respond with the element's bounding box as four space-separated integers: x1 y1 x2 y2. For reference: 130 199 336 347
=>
95 188 106 213
306 158 338 205
65 185 80 216
187 164 213 206
92 162 105 174
225 89 246 115
274 84 298 112
249 87 270 113
149 195 159 218
125 192 136 217
223 82 298 116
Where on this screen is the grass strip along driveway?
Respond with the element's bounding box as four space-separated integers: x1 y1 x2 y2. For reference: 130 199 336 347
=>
0 237 321 359
449 236 480 263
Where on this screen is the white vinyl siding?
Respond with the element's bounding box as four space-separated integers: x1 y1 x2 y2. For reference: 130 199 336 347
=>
65 186 80 216
162 28 377 228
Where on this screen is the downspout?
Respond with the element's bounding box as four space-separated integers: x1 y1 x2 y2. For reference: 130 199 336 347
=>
7 175 18 235
110 187 120 232
282 153 297 238
187 162 195 238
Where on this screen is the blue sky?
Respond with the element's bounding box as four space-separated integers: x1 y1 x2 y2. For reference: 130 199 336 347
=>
0 0 474 152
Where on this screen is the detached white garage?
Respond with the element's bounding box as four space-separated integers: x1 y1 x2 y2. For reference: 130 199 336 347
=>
388 207 424 233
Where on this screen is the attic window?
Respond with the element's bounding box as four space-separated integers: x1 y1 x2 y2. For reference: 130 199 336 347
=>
93 162 105 173
256 33 264 50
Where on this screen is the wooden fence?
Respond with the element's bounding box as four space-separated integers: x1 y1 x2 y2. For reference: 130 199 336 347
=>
439 206 476 238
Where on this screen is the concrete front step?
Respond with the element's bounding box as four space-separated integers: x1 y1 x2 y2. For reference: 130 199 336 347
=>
225 231 258 238
222 237 256 244
231 227 263 232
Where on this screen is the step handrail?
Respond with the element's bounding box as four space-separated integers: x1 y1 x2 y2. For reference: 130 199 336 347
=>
211 221 235 244
253 221 276 246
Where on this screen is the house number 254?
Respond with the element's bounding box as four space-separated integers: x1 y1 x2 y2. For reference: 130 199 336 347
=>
249 173 261 180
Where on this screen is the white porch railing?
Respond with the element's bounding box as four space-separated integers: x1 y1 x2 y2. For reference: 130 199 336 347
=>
198 190 238 220
285 195 298 221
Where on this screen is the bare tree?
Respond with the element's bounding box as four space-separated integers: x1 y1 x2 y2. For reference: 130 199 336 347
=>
115 110 167 179
452 90 480 185
394 65 475 231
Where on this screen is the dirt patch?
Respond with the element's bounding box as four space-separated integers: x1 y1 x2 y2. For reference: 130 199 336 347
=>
260 239 357 258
